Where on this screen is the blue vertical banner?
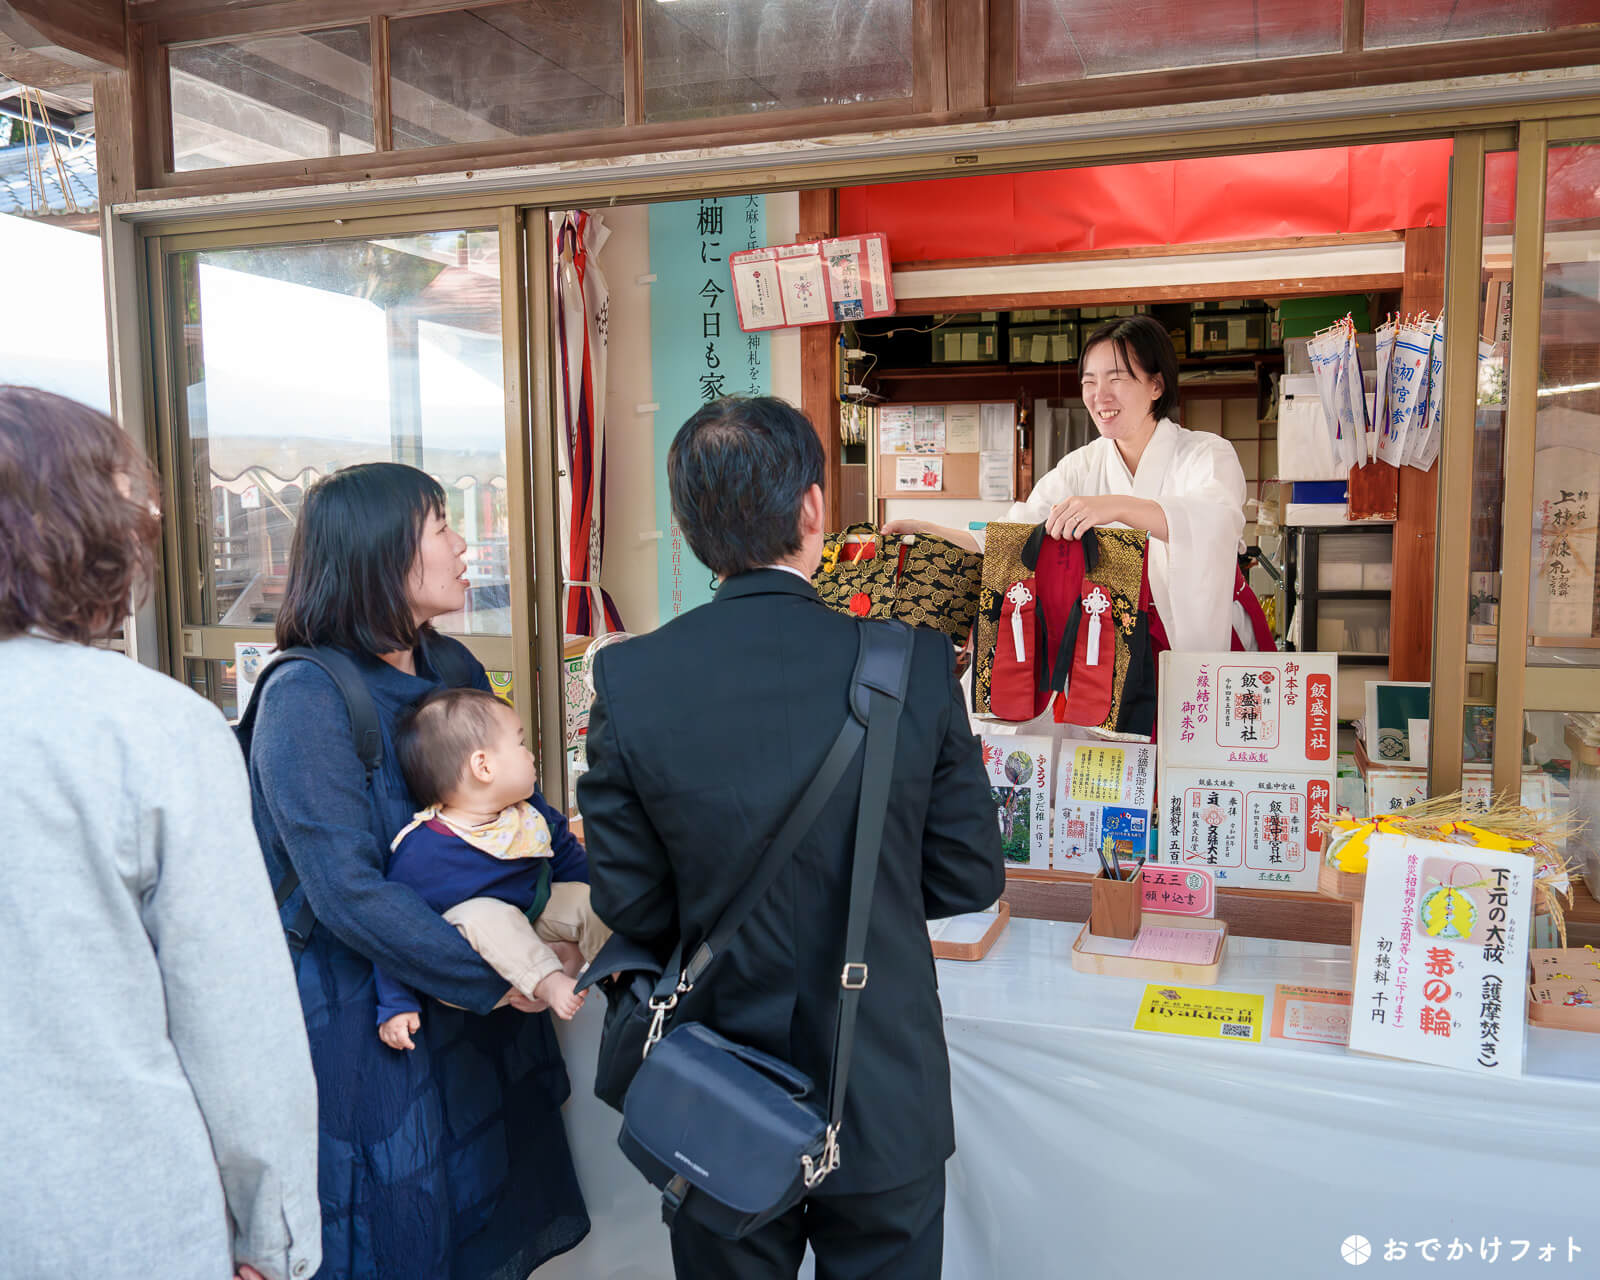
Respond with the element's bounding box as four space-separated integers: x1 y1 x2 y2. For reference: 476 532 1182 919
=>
650 195 770 623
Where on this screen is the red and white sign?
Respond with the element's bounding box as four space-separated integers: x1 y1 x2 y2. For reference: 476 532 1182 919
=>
729 232 895 332
1140 864 1216 918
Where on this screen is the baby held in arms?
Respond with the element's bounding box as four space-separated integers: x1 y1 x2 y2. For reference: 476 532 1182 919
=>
375 687 610 1050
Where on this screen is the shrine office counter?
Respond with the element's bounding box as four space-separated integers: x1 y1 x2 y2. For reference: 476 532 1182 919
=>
542 916 1600 1280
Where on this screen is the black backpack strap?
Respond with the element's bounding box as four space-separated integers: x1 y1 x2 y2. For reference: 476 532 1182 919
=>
239 646 381 952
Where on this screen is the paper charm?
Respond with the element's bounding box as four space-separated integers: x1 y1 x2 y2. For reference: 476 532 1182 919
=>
1006 582 1034 660
1083 585 1111 667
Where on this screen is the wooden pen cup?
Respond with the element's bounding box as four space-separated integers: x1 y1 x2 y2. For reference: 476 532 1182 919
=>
1089 864 1144 940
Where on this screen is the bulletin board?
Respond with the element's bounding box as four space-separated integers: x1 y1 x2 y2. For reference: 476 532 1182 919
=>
874 401 1017 502
729 232 895 331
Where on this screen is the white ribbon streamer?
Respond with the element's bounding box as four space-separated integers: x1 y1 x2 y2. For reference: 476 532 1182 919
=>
1083 586 1111 667
1005 582 1033 661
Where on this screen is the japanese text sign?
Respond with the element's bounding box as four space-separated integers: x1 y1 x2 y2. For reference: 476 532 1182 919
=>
1348 833 1531 1075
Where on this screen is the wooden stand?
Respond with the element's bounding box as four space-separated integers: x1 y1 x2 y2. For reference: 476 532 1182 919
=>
1089 865 1144 940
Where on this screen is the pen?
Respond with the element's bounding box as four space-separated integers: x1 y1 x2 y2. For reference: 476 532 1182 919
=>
1096 836 1115 880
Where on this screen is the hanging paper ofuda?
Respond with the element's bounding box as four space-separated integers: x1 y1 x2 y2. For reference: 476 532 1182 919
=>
1387 315 1433 466
1306 320 1362 470
1341 321 1372 467
1373 318 1404 466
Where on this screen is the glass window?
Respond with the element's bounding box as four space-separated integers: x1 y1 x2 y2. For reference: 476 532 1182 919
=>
1527 142 1600 668
389 3 624 148
1016 0 1341 86
169 26 375 172
1365 0 1598 49
643 0 913 123
172 229 514 636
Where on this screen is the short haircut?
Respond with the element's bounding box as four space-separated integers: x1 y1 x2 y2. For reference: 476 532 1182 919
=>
1080 315 1182 423
668 396 824 579
395 686 511 807
275 462 447 655
0 386 162 645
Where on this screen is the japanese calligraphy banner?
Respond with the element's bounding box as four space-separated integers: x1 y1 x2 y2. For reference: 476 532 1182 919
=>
1154 767 1329 892
649 196 771 622
1158 651 1339 772
1348 833 1531 1075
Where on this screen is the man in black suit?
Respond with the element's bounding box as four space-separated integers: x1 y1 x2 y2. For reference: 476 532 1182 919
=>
578 397 1004 1279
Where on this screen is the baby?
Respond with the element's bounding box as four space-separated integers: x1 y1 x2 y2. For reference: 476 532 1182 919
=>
375 686 610 1051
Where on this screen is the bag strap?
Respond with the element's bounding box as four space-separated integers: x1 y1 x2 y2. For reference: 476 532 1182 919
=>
641 622 912 1049
809 620 912 1188
238 647 380 960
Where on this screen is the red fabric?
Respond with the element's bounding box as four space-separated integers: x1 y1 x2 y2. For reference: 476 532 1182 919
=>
990 583 1043 722
1059 584 1115 726
1231 568 1277 653
840 140 1458 262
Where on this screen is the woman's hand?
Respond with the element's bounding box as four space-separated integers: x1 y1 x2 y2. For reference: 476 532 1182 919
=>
881 518 980 554
1045 495 1124 540
234 1265 266 1280
506 988 549 1013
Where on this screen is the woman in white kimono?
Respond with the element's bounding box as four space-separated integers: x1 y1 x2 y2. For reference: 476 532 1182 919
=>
887 314 1246 655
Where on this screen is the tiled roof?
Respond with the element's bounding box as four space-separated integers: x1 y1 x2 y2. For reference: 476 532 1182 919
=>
0 140 97 217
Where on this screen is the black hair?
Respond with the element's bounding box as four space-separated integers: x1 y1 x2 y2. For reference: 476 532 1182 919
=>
1080 315 1182 423
275 462 447 655
395 686 509 807
667 396 825 579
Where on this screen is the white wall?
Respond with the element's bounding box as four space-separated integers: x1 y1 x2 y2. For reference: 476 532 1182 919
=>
595 193 801 635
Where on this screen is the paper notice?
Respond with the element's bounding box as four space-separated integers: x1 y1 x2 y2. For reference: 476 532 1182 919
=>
979 402 1015 453
730 257 784 330
896 455 943 492
945 404 980 452
961 331 981 362
979 450 1013 502
912 405 946 454
878 405 913 452
1129 926 1221 965
865 236 888 312
943 332 962 363
776 254 828 326
1029 334 1049 363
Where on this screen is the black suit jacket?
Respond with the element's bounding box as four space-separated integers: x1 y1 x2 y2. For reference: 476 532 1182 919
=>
578 569 1004 1195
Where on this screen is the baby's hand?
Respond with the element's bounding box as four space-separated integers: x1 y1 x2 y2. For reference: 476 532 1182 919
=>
379 1011 421 1051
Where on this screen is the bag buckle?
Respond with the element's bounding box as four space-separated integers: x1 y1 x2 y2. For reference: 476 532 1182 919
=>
643 973 693 1057
802 1125 841 1189
841 962 869 990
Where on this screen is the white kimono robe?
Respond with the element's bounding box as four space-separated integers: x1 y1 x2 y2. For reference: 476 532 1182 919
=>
1007 417 1246 652
974 419 1245 737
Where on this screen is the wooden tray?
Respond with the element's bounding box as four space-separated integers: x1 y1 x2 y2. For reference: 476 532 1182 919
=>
1317 859 1366 901
1069 912 1228 985
931 900 1010 961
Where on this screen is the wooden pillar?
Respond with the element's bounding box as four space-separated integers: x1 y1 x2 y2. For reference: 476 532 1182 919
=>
798 187 841 529
1389 226 1446 681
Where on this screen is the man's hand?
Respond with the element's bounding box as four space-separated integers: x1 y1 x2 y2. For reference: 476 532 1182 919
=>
234 1266 266 1280
378 1010 421 1051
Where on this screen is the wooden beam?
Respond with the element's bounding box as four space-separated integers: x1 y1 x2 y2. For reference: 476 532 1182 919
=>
944 0 987 114
1389 225 1445 682
0 1 125 75
91 67 137 204
902 275 1404 314
798 187 840 530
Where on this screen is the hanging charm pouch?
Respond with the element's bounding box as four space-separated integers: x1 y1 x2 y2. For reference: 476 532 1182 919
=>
813 523 982 643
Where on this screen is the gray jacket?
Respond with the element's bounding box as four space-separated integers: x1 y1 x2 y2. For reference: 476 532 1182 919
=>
0 636 320 1280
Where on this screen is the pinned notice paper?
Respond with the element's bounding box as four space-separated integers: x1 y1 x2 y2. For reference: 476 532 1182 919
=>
979 450 1012 502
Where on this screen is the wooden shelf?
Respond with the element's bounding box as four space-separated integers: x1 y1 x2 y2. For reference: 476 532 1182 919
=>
1311 589 1392 601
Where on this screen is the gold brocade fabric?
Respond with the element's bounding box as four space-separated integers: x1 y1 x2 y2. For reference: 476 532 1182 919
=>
1083 528 1149 735
972 522 1035 715
812 524 984 641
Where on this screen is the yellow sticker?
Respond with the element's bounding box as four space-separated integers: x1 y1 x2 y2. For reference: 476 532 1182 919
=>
1069 745 1125 804
1134 984 1265 1043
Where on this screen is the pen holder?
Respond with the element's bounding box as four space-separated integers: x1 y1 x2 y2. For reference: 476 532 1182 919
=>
1089 864 1144 940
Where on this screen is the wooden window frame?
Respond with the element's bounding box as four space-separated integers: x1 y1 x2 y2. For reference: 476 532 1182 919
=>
987 2 1600 116
138 0 937 197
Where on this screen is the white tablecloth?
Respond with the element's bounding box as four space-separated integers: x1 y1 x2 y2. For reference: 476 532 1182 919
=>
541 917 1600 1279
